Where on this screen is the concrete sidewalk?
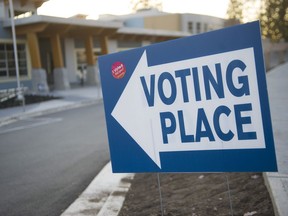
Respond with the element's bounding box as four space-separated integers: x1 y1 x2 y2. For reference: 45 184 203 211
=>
0 86 102 126
0 63 288 215
264 62 288 216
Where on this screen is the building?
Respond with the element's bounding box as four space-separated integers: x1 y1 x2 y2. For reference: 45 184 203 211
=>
0 0 225 93
99 9 225 35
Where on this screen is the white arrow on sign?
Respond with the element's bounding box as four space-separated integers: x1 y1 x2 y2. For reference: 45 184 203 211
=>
111 50 162 168
111 49 264 169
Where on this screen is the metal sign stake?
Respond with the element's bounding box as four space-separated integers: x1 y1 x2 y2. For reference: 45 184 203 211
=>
225 174 234 216
157 173 164 216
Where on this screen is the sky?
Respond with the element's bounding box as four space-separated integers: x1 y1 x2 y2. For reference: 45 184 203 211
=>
37 0 230 20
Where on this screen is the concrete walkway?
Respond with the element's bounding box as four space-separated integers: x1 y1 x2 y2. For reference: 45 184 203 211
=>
0 86 102 126
0 63 288 215
264 63 288 216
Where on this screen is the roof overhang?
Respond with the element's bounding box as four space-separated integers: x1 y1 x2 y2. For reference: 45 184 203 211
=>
113 27 190 42
4 15 123 38
4 0 48 9
4 15 189 42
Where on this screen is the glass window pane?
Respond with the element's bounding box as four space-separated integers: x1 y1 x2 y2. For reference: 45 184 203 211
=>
197 22 201 33
0 62 6 68
17 44 25 51
6 44 13 51
9 69 16 76
0 52 5 58
19 69 27 76
8 61 15 68
0 70 7 77
7 52 15 59
18 51 26 59
19 60 26 67
0 42 28 78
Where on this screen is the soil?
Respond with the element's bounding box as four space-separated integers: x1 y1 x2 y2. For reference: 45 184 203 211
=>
119 172 274 216
0 94 61 109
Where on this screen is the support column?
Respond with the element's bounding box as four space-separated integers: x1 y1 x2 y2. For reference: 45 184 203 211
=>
100 36 109 55
100 36 117 54
27 32 49 93
85 35 99 86
51 33 70 90
85 35 95 66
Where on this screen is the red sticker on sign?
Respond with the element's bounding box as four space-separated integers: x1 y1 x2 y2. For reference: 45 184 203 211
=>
112 62 126 79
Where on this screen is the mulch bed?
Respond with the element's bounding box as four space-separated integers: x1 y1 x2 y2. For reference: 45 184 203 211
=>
119 172 274 216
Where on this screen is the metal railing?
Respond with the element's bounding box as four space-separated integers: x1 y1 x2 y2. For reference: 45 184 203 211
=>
0 87 27 107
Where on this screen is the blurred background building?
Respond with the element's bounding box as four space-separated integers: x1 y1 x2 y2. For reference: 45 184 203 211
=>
0 0 287 93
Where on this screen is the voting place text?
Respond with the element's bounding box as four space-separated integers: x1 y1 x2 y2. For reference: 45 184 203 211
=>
112 48 265 168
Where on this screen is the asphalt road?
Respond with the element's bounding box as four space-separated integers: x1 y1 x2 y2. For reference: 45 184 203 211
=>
0 103 110 216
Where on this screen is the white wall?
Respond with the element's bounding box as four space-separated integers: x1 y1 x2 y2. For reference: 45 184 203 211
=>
0 2 5 20
107 39 118 53
64 38 78 83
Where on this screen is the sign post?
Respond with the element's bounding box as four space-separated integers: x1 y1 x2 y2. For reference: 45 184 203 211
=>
99 21 277 173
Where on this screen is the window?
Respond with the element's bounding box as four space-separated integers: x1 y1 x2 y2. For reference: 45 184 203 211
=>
188 22 193 33
196 22 201 34
0 42 28 78
204 23 208 32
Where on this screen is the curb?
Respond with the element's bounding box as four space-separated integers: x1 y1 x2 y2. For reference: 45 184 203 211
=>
263 172 288 216
61 162 134 216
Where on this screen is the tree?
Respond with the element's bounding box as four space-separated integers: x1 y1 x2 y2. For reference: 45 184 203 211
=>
260 0 288 42
130 0 163 12
227 0 262 23
227 0 244 22
227 0 288 42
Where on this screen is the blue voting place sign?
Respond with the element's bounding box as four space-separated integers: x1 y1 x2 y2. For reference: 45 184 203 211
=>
99 21 277 173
